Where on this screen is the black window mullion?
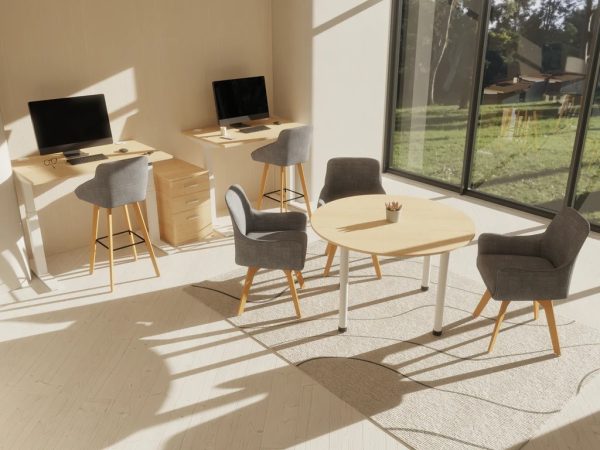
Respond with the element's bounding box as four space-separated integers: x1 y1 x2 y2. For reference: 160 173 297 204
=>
460 0 492 194
565 12 600 207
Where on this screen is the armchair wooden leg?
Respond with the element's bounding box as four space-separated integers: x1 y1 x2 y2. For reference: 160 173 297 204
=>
257 163 270 209
133 202 160 277
473 290 492 317
371 254 382 279
296 163 312 218
324 242 333 256
488 300 511 353
107 208 114 292
89 205 100 274
533 301 539 321
285 270 302 318
238 267 259 316
123 204 138 261
539 300 561 356
324 244 338 276
295 271 305 289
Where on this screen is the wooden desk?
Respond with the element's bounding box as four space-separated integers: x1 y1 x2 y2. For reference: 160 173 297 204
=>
311 195 475 335
12 140 172 289
183 118 305 225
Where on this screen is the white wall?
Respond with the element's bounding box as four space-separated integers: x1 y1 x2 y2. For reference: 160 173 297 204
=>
0 111 29 293
0 0 273 255
272 0 392 200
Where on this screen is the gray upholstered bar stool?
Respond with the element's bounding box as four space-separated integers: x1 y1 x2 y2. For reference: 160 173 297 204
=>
473 207 589 356
75 156 160 291
251 125 312 217
318 157 386 278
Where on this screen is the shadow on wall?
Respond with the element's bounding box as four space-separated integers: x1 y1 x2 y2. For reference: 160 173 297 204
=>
0 124 29 291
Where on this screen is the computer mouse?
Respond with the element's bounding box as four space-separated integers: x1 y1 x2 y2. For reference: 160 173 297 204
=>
117 148 128 153
273 121 281 125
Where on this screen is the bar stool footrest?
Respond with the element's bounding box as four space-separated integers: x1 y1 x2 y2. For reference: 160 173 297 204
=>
96 230 145 251
264 188 304 204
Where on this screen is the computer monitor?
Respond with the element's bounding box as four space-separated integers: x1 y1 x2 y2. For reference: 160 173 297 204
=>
212 76 269 127
28 94 113 158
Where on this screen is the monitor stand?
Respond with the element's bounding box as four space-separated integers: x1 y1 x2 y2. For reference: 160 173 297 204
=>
230 122 250 129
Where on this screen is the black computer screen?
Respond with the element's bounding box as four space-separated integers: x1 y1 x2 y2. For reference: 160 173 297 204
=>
212 76 269 125
28 94 112 155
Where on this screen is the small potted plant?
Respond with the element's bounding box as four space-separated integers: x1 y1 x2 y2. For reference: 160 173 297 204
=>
385 201 402 223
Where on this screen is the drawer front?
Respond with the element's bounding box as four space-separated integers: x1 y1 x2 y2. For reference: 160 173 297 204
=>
156 172 210 197
160 206 212 246
158 190 210 215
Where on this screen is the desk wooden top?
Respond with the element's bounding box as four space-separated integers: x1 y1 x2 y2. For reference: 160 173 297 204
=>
12 140 172 186
183 117 304 148
311 195 475 257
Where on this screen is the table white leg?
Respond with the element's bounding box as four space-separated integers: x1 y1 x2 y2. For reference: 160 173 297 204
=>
338 246 349 332
421 255 431 291
433 251 450 336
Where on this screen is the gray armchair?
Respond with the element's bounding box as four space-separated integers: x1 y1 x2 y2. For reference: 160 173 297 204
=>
473 207 589 355
225 184 307 317
318 157 386 278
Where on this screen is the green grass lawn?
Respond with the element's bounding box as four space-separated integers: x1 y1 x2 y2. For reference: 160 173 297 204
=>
391 102 600 223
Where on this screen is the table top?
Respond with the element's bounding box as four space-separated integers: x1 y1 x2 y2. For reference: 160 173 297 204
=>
11 140 172 186
311 195 475 257
183 117 304 148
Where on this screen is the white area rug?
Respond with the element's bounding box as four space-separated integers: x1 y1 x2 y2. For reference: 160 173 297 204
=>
191 241 600 449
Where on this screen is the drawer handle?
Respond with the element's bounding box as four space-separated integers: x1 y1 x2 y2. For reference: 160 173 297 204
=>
186 199 202 204
184 183 201 188
186 215 200 220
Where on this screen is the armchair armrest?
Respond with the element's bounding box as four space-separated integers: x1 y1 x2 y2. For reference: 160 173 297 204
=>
252 210 307 232
478 232 543 257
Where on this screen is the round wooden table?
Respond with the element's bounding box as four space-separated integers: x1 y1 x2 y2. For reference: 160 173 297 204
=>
311 195 475 335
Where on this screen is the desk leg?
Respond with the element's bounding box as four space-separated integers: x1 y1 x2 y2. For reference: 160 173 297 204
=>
202 147 217 225
17 177 58 290
146 166 162 248
421 255 431 291
433 252 450 336
338 246 349 332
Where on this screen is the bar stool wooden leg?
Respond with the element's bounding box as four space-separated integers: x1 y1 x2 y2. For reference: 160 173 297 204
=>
238 266 259 315
107 208 114 292
279 167 285 213
123 204 138 261
257 163 270 209
285 270 302 318
324 244 337 276
89 205 100 274
296 163 312 218
533 300 539 320
133 202 160 277
283 167 288 211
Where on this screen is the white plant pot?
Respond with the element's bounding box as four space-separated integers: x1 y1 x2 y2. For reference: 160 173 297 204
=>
386 209 400 223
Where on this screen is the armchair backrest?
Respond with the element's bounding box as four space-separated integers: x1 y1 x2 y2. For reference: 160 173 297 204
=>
318 157 385 205
542 207 589 268
225 184 254 236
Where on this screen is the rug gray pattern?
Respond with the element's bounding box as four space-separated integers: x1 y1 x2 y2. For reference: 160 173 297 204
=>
191 241 600 450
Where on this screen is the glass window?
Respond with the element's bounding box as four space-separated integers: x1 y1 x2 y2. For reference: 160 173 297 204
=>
471 1 595 211
389 0 481 185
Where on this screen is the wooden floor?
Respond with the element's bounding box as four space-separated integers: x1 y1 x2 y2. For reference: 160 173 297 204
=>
1 182 600 449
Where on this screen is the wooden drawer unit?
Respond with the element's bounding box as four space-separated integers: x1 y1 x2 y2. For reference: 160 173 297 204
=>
153 158 212 245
